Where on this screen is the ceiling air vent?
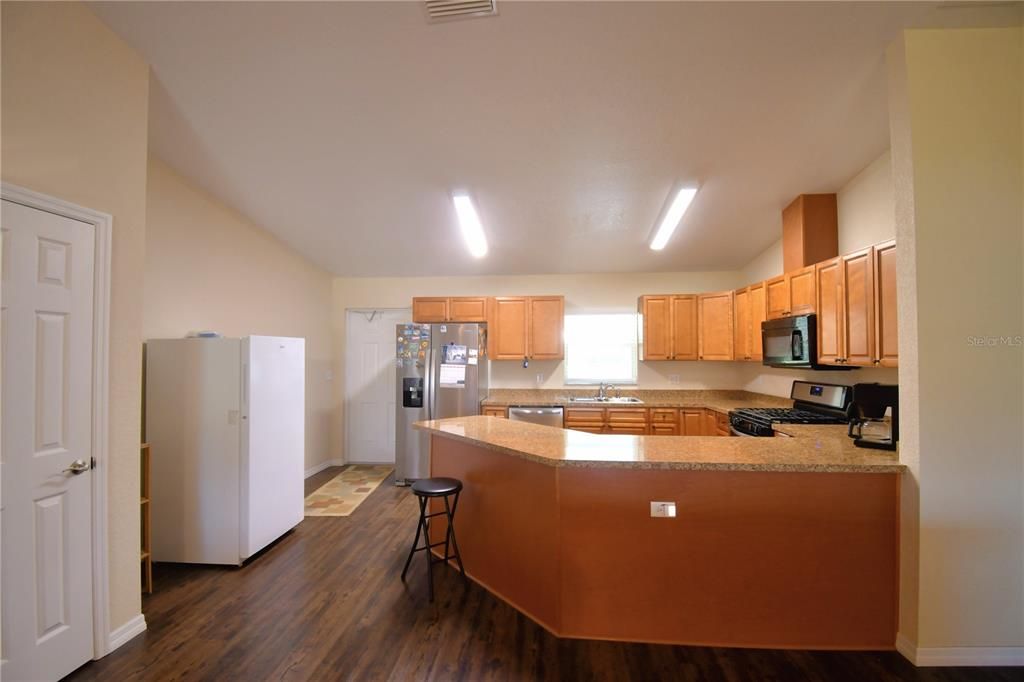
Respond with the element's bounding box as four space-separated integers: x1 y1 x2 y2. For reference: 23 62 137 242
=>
425 0 497 22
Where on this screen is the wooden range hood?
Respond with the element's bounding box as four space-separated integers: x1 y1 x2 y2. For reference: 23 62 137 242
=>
782 193 838 272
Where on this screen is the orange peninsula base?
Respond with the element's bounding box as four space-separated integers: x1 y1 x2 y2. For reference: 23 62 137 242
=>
428 434 899 650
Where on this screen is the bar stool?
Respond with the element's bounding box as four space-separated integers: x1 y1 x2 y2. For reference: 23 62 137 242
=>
400 477 467 602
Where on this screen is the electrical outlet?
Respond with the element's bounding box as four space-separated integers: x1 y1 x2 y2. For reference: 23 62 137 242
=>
536 373 544 385
650 501 677 518
669 374 680 385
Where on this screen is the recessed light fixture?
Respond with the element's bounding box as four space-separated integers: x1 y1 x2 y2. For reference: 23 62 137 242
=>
649 187 698 251
452 193 488 258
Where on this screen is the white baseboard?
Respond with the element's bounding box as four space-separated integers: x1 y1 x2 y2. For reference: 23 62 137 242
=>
896 632 1024 666
304 459 345 478
107 613 146 654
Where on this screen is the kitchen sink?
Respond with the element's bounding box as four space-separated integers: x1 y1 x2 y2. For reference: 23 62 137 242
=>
569 396 644 404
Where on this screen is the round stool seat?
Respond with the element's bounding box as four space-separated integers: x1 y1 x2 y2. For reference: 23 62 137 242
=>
410 477 462 497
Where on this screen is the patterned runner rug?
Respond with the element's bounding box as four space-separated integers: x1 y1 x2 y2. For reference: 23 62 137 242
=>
304 465 393 517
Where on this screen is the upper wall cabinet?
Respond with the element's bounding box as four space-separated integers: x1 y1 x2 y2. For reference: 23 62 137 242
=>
766 264 817 320
873 240 898 367
638 295 697 361
733 282 766 362
815 241 898 368
412 296 488 323
697 291 735 361
490 296 564 361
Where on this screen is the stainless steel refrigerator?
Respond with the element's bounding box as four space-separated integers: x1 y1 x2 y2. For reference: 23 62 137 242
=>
395 323 489 485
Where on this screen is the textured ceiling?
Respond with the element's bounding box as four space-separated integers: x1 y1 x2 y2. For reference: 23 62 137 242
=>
90 1 1021 276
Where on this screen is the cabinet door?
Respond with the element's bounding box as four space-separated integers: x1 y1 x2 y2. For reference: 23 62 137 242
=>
412 297 448 323
702 409 717 436
815 257 843 365
748 282 767 361
607 424 647 435
606 408 647 427
842 249 875 366
564 408 605 432
491 297 529 360
788 265 817 316
639 296 672 360
670 295 699 360
528 296 564 359
680 409 703 435
449 297 488 322
766 275 789 319
873 241 898 367
733 288 750 361
698 291 734 361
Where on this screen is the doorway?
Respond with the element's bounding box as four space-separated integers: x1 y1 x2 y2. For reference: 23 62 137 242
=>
344 309 410 464
1 187 113 681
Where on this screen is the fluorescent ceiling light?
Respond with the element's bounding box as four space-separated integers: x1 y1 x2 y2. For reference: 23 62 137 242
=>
452 193 488 258
649 187 698 251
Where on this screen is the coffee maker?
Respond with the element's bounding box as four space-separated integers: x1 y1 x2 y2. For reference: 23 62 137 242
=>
847 383 899 451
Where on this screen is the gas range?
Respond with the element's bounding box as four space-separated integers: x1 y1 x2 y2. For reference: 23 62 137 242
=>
729 381 852 437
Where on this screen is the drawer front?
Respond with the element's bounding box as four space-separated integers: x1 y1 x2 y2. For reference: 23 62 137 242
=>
607 425 647 435
481 406 507 418
650 408 679 423
650 424 679 436
565 407 605 423
606 408 648 424
567 426 605 434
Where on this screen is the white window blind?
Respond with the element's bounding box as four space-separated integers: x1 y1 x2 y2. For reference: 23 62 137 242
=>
564 313 638 385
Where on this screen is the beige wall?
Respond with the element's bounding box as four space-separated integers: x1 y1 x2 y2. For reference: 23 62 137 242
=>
145 158 335 470
890 26 1023 655
740 149 897 282
1 2 150 629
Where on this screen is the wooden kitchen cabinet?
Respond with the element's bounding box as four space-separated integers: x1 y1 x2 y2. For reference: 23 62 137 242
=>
733 287 750 361
638 295 697 361
680 409 703 436
528 297 565 360
490 296 564 361
873 240 898 367
412 296 488 322
842 248 875 366
697 291 734 361
412 297 449 322
816 257 843 365
649 408 680 435
481 406 508 418
490 297 529 359
767 266 816 320
702 409 717 436
565 407 649 434
448 297 489 322
733 284 766 362
748 281 766 361
815 248 876 367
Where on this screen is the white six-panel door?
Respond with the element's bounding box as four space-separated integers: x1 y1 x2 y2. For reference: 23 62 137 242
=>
1 199 96 681
344 309 409 464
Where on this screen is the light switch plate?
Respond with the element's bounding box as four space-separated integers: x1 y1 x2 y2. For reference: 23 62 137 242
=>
650 501 677 518
669 374 681 385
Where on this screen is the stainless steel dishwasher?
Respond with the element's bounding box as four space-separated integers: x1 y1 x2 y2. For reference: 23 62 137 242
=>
508 406 564 428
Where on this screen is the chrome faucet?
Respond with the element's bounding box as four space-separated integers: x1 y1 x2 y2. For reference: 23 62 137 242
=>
596 382 618 400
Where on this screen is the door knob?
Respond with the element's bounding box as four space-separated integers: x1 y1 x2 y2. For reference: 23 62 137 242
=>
63 459 90 475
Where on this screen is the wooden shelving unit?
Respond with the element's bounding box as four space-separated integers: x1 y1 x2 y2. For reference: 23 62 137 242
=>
140 442 152 594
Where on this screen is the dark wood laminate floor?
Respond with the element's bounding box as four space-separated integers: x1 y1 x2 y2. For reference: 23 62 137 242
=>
68 467 1016 682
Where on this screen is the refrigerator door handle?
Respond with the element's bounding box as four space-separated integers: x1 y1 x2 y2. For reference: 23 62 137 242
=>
427 346 437 421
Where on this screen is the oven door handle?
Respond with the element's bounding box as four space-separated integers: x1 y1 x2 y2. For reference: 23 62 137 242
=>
730 425 756 437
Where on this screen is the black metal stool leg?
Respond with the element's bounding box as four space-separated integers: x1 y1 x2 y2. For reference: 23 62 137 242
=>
423 497 434 602
446 491 467 581
401 495 427 582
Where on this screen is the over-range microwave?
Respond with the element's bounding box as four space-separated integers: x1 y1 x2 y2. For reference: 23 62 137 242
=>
762 314 854 371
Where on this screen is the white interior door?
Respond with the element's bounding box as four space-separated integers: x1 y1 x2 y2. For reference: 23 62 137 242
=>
1 199 96 681
345 309 409 464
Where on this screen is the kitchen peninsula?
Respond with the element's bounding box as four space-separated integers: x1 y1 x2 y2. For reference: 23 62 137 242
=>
414 416 902 650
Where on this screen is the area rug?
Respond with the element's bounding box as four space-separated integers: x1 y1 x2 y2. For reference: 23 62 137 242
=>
304 465 393 517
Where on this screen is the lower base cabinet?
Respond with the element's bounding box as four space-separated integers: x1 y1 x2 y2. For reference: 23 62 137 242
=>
564 407 731 436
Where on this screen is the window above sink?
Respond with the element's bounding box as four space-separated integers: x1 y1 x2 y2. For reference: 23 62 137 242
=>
564 313 638 385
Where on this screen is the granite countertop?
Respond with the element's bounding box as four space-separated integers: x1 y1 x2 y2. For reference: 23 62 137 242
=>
414 415 904 474
480 388 792 414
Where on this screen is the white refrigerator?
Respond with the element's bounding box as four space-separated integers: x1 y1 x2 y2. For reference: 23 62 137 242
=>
145 336 305 565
